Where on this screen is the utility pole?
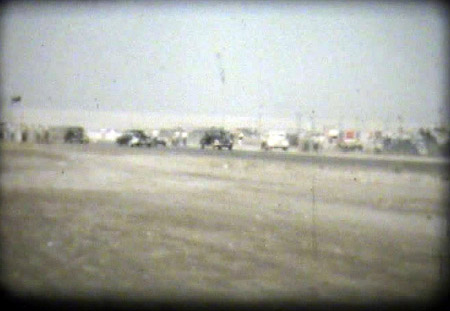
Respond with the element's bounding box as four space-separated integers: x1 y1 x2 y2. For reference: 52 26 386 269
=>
397 114 404 137
10 95 24 125
338 112 343 132
311 109 316 132
258 103 263 134
215 51 226 129
10 95 23 142
295 111 302 133
439 106 447 129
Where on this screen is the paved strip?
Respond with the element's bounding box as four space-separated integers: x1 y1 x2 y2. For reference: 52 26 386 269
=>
22 142 449 176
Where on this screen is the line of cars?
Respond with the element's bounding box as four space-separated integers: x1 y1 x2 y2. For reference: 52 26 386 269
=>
45 124 287 152
197 128 290 151
115 127 236 151
115 127 291 152
198 128 291 151
115 128 193 148
116 129 167 147
115 126 449 158
12 122 448 157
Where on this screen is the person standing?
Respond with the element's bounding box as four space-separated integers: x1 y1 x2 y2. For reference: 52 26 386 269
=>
238 132 244 146
181 130 188 147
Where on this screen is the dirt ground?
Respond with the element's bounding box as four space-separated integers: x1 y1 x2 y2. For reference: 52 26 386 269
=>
0 143 448 304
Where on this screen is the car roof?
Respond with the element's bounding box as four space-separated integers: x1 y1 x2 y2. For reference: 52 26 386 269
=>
267 130 286 135
207 129 229 134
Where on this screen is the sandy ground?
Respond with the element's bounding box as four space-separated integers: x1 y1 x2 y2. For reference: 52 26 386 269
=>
0 142 448 304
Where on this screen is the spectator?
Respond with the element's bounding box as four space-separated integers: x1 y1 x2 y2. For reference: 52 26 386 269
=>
238 132 244 146
181 131 188 146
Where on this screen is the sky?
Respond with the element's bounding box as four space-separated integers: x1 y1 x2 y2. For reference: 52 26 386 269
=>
1 1 448 130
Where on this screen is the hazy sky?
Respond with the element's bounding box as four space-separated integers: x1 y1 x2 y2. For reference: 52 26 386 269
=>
1 1 448 129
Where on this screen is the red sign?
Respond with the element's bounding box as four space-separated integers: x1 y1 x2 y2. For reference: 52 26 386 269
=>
345 130 355 139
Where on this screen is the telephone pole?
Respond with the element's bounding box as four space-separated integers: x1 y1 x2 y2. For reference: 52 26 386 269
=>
295 111 302 133
258 103 264 134
397 114 404 137
311 109 316 132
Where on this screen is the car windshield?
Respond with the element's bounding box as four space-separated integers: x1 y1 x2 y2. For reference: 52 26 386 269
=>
268 132 286 138
207 130 227 137
126 130 144 136
159 130 171 136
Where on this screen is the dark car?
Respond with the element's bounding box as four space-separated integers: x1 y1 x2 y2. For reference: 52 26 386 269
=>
200 128 233 150
382 138 419 155
64 127 89 144
151 136 168 147
116 130 152 147
153 129 173 147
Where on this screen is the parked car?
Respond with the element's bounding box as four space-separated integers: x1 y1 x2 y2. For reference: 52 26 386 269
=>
261 131 289 151
151 136 168 147
200 128 233 150
150 129 171 147
65 127 89 144
382 138 419 155
116 130 152 147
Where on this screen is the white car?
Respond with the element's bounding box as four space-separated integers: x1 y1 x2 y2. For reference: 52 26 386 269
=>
261 131 289 151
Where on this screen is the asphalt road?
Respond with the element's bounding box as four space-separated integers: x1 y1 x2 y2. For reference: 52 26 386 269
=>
41 142 449 176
